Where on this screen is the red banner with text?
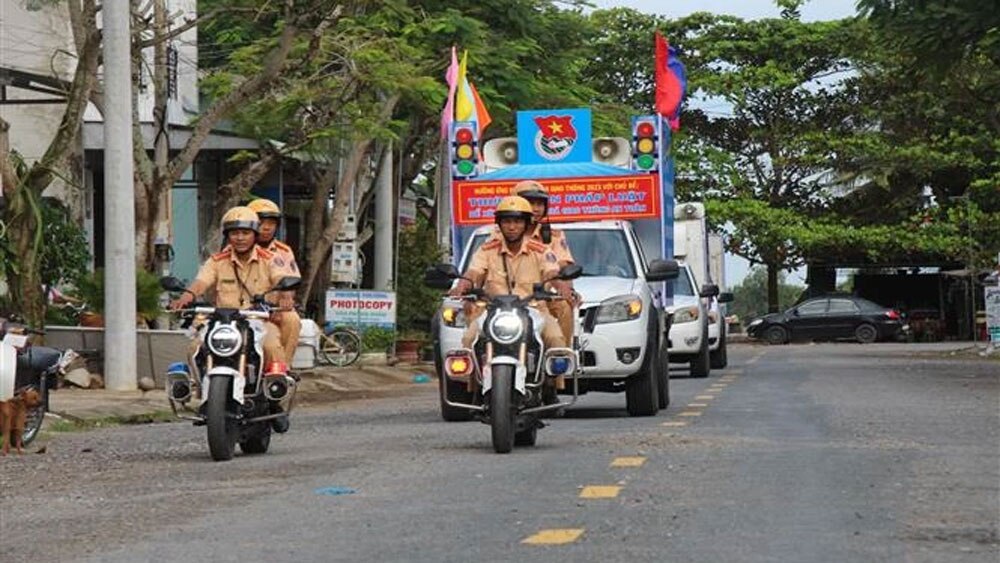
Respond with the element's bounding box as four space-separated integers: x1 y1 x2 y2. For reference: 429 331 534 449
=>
452 174 661 225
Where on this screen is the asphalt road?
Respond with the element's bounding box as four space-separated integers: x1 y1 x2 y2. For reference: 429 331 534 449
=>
1 343 997 562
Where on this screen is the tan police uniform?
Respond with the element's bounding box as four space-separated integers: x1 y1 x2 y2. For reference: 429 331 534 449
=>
488 224 577 343
261 239 302 362
192 245 290 364
461 237 565 350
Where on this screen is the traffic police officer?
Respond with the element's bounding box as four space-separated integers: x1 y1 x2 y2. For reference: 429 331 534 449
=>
246 198 302 359
451 196 571 350
168 206 294 366
511 180 578 344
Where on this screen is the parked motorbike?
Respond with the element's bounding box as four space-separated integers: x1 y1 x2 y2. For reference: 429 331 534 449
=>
424 263 583 453
0 318 77 446
160 276 301 462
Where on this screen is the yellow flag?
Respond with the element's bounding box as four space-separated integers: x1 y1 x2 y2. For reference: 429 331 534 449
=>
455 50 474 121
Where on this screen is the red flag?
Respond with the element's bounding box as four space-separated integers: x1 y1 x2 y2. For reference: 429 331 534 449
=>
655 31 684 124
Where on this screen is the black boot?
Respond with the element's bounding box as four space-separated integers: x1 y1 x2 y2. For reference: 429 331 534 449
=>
271 405 290 433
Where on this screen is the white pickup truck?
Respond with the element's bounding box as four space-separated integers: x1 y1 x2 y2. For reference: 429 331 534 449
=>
432 220 680 419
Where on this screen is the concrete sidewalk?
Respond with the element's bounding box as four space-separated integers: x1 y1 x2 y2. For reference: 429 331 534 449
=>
46 362 437 425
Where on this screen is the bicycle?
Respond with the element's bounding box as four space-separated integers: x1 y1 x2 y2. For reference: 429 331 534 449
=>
318 325 362 367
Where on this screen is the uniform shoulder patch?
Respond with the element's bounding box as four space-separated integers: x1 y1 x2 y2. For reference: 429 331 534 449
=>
256 246 274 260
544 251 558 263
273 240 292 252
481 239 502 251
211 250 231 262
526 239 547 253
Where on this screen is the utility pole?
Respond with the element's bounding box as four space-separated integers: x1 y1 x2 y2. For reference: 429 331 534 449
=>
152 0 172 277
374 142 394 290
103 0 138 391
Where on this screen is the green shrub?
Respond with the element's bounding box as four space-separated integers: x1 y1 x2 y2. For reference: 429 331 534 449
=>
361 326 395 353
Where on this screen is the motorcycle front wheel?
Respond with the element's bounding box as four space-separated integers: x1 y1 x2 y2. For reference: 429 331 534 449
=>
206 377 237 461
489 365 515 454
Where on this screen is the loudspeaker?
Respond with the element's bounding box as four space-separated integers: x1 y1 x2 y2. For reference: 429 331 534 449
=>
482 137 519 170
591 137 630 167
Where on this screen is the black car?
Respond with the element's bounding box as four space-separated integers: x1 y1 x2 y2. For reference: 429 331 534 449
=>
746 295 907 345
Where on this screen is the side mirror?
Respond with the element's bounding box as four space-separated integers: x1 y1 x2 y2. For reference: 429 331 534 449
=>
646 259 680 282
425 264 459 290
699 284 720 298
557 264 583 280
791 308 800 316
718 292 734 304
435 263 461 278
273 276 301 292
160 276 187 292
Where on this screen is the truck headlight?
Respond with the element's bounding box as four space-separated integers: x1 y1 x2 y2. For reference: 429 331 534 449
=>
441 305 466 327
673 306 700 324
488 312 524 344
206 324 242 357
595 295 643 324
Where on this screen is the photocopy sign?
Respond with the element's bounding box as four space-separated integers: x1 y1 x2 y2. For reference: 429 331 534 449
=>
325 290 396 329
985 286 1000 343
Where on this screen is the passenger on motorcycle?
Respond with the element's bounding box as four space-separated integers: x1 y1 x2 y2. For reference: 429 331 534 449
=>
246 198 302 359
511 180 580 344
449 196 571 352
167 206 293 366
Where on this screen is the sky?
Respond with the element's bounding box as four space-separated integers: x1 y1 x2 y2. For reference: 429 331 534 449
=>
590 0 858 289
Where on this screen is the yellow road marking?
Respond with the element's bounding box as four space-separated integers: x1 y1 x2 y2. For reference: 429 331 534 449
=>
522 529 584 545
687 403 708 407
662 420 688 427
580 485 622 499
724 369 743 375
678 410 702 417
695 395 715 400
611 456 646 467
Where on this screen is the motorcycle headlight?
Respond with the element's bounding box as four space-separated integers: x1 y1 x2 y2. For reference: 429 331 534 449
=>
673 306 700 324
595 295 643 324
488 312 524 344
206 324 242 357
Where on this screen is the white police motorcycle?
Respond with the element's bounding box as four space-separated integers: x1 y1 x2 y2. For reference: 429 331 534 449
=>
425 263 582 453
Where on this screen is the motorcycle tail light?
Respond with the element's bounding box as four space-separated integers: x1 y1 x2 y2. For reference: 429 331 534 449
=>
885 310 900 320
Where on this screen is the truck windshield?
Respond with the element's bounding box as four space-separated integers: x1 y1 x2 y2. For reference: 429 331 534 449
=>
672 266 696 296
564 229 636 278
460 228 636 279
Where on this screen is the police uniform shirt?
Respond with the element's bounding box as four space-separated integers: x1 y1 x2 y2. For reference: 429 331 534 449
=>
194 246 293 308
466 237 559 299
264 239 300 276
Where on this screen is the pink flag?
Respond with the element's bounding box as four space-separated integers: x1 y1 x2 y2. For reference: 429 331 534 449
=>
440 46 459 139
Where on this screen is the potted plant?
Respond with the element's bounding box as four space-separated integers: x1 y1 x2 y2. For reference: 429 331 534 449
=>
395 329 428 363
71 269 164 328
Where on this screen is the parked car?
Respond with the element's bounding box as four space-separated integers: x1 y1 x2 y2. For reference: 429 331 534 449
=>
746 295 908 344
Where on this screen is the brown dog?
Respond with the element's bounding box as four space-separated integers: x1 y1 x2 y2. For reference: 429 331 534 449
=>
1 388 41 455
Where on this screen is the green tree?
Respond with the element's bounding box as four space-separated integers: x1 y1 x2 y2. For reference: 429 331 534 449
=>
395 216 445 336
730 266 804 324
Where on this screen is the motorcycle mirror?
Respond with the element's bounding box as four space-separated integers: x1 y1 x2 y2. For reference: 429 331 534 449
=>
424 264 460 290
160 276 187 292
556 264 583 280
271 276 301 292
435 263 461 278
